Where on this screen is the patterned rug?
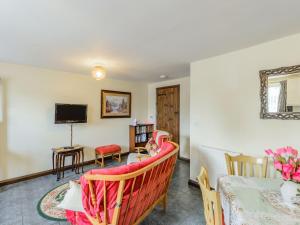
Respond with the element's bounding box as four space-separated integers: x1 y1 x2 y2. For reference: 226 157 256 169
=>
37 182 69 221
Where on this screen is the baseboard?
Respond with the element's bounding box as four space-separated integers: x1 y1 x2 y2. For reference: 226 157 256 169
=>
178 156 190 162
0 152 130 187
0 160 94 187
188 179 199 188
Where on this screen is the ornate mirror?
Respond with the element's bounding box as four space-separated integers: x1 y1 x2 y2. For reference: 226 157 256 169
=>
260 65 300 119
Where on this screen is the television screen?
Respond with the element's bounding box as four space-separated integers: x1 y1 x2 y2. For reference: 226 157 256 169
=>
55 104 87 124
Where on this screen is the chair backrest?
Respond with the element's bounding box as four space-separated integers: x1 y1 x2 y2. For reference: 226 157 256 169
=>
198 167 222 225
225 153 268 178
81 141 179 225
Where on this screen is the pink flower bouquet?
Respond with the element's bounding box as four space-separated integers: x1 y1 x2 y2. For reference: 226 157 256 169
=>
266 147 300 202
265 147 300 183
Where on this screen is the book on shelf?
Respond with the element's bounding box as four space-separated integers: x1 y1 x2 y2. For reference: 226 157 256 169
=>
135 133 147 143
135 124 154 134
129 124 154 151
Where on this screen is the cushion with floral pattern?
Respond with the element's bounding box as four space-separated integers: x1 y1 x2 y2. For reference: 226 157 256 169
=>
145 138 159 156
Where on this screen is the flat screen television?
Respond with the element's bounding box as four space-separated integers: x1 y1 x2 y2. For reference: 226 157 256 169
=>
55 103 87 124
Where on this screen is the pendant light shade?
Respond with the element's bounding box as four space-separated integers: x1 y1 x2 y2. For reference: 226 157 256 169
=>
92 66 106 80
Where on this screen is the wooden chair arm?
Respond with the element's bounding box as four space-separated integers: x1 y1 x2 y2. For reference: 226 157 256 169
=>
134 147 148 154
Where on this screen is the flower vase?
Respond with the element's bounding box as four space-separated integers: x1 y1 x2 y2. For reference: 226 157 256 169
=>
280 181 300 205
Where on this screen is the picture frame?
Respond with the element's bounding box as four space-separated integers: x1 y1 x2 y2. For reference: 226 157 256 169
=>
101 90 131 118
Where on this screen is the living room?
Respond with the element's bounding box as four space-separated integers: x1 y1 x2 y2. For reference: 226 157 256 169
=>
1 1 300 225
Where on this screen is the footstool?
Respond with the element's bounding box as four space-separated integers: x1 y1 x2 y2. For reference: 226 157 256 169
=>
95 144 121 167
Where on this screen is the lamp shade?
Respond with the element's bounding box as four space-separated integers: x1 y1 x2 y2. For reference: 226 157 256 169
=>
92 66 106 80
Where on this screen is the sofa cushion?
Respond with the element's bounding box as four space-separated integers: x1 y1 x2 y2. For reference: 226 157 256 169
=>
65 210 91 225
58 181 84 212
159 141 176 153
145 137 159 154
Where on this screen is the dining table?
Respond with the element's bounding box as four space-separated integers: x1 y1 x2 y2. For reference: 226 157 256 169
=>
218 176 300 225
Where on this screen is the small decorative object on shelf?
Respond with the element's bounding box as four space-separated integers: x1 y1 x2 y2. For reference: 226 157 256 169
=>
265 147 300 205
131 118 137 126
129 123 154 152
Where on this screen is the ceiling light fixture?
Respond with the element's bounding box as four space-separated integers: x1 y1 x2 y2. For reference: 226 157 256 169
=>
160 74 168 79
92 66 106 80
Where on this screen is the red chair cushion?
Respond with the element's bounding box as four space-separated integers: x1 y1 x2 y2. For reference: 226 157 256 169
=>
65 210 91 225
152 130 169 147
95 144 121 155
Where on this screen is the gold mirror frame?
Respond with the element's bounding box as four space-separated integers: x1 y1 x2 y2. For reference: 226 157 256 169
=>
260 64 300 120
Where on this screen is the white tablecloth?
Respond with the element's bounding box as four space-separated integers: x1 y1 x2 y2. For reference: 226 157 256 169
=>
218 176 300 225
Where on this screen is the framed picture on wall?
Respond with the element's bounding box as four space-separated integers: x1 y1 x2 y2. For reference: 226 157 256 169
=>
101 90 131 118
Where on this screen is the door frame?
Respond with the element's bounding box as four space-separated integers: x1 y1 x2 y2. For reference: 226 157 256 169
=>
156 84 180 157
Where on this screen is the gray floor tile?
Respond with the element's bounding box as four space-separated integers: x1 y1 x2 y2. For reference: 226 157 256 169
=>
0 217 23 225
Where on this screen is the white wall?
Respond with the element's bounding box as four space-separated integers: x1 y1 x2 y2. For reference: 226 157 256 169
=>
190 33 300 187
148 77 190 159
0 63 148 181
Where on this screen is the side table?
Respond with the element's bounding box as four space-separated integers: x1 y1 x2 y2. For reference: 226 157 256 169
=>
52 145 84 181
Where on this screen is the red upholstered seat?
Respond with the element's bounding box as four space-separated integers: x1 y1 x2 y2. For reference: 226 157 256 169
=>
95 144 122 167
95 144 121 155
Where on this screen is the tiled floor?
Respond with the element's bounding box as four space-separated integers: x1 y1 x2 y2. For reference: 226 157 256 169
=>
0 158 205 225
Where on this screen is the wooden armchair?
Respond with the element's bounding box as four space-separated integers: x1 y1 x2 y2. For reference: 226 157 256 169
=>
225 153 268 178
135 130 171 154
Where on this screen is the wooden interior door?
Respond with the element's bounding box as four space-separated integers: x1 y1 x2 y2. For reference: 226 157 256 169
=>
156 85 180 146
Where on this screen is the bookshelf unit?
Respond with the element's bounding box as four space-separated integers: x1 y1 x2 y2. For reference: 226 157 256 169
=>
129 124 154 152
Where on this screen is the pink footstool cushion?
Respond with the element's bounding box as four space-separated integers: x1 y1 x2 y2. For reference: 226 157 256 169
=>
95 144 121 155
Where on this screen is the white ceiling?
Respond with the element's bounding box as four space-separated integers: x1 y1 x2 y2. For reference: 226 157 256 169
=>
1 0 300 82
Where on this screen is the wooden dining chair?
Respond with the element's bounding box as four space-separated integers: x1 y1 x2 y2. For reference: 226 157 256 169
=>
225 153 268 178
198 167 223 225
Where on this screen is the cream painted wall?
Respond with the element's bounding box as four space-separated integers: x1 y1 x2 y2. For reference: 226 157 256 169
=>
0 63 148 181
148 77 190 159
190 33 300 187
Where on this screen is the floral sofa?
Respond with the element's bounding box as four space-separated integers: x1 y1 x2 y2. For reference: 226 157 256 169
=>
66 141 179 225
